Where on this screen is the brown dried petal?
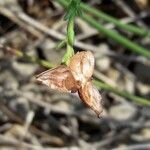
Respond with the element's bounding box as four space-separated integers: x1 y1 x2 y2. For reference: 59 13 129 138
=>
69 51 94 84
78 81 103 117
36 65 79 92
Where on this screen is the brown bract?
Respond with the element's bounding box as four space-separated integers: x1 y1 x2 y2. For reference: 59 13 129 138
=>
78 81 103 117
36 65 79 93
36 51 103 117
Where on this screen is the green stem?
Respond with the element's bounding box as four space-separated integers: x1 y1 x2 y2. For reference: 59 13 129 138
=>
62 12 75 65
14 49 54 68
67 15 75 46
94 80 150 106
66 15 75 58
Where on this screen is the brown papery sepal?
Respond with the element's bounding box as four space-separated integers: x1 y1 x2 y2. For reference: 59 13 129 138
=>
78 81 103 117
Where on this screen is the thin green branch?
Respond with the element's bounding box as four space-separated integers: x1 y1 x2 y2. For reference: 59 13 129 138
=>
62 15 75 65
9 48 150 106
94 80 150 106
56 0 150 58
10 48 54 68
82 14 150 58
79 2 150 37
58 0 150 37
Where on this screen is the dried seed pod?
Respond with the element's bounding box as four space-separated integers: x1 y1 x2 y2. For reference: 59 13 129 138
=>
78 81 103 117
36 65 79 93
69 51 94 84
36 51 103 117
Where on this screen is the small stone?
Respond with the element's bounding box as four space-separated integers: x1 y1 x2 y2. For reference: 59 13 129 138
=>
0 70 19 90
5 124 32 139
134 62 150 84
132 128 150 142
37 39 61 64
9 97 29 119
135 0 150 9
12 61 37 77
141 128 150 140
137 82 150 95
123 74 135 94
95 44 111 72
109 102 137 121
96 57 111 72
53 100 71 111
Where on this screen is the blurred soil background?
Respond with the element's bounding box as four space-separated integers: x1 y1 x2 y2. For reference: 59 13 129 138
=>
0 0 150 149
